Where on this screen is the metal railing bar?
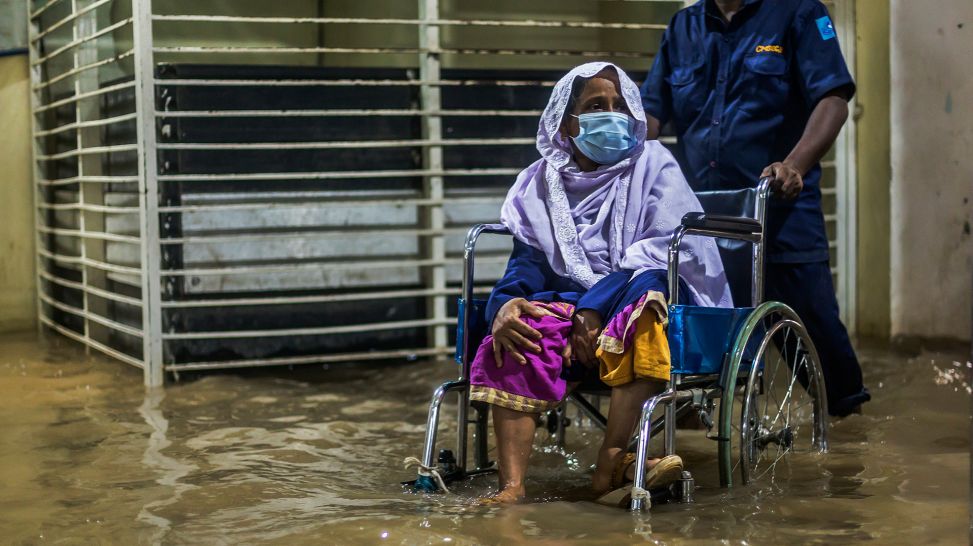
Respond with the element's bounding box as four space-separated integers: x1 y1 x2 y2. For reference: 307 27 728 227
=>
159 226 473 245
151 14 668 30
33 80 136 114
181 189 431 200
155 77 558 87
37 202 140 214
157 168 519 183
105 271 142 289
158 254 509 277
39 175 140 186
159 286 491 308
157 108 540 118
30 0 63 20
153 45 650 58
160 317 453 340
27 3 47 344
156 138 534 150
34 112 137 137
32 18 133 66
156 45 424 55
37 225 141 244
39 292 143 337
38 247 142 276
34 50 135 91
451 47 650 58
39 270 143 307
164 346 452 372
39 316 144 369
38 143 139 161
31 0 114 43
157 195 503 213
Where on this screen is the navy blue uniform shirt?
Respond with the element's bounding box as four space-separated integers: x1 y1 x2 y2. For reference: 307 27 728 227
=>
642 0 855 263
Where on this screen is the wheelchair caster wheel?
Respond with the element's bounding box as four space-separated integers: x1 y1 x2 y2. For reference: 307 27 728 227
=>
672 470 695 503
413 474 440 493
438 449 458 475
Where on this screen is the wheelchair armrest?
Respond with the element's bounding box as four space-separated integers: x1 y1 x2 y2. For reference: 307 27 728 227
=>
681 212 762 235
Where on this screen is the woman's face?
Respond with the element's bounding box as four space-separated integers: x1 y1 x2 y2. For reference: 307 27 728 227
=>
562 71 630 140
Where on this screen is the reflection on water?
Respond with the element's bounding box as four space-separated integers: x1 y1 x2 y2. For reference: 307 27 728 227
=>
0 332 968 544
137 389 198 543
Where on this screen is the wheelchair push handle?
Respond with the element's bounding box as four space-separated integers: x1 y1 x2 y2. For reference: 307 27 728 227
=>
459 224 511 376
462 223 509 303
757 175 773 198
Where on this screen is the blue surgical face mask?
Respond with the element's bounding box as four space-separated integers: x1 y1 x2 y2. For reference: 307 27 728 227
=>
569 111 638 165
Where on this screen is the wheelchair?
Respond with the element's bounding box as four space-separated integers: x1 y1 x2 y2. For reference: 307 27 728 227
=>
408 177 829 511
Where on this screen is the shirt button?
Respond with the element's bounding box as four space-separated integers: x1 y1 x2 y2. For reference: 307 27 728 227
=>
718 76 726 83
709 160 718 168
712 118 721 125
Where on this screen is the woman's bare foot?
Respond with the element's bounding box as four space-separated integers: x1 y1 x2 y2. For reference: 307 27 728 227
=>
478 485 526 505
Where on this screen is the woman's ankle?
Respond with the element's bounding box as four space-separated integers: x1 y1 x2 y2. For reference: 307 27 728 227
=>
592 447 624 494
493 483 526 503
591 471 612 495
596 446 624 470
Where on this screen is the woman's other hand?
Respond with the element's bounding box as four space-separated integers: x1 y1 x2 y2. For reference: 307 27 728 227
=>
491 298 551 367
563 309 603 368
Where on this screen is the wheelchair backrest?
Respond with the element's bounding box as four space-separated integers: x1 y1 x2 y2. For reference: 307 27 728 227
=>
693 188 758 308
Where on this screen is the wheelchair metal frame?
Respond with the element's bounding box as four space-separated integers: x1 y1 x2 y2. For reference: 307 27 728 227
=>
415 177 829 510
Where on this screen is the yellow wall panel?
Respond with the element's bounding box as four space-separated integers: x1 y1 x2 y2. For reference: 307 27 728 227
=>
0 54 37 333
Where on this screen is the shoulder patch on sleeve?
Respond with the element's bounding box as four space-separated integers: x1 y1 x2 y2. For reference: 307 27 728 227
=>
815 15 836 40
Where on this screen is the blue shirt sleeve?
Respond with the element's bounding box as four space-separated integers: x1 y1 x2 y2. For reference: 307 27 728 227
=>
484 239 549 325
641 27 673 126
575 270 634 318
791 1 856 108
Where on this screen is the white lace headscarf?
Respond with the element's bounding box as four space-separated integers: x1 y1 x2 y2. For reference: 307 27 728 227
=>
500 62 732 307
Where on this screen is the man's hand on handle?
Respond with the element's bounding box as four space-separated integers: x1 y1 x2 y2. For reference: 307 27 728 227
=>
761 161 804 200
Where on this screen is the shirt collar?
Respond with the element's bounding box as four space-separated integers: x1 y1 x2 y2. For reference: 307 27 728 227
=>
701 0 763 21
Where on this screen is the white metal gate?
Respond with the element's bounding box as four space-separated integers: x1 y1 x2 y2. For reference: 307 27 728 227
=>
27 0 854 387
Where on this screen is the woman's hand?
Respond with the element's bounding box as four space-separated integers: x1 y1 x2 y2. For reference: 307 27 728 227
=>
563 309 603 368
491 298 552 367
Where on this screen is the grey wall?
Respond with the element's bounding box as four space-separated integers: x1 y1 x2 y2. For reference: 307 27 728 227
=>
890 0 972 341
1 0 27 52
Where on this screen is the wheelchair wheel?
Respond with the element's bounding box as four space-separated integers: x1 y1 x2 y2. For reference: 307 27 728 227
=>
717 302 829 487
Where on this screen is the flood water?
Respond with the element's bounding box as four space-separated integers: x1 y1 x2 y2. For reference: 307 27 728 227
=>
1 331 969 545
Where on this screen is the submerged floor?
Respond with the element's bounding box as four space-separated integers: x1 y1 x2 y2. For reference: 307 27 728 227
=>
0 332 969 545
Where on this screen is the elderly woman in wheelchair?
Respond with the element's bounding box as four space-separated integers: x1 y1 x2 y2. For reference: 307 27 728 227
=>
409 62 830 510
466 62 731 505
